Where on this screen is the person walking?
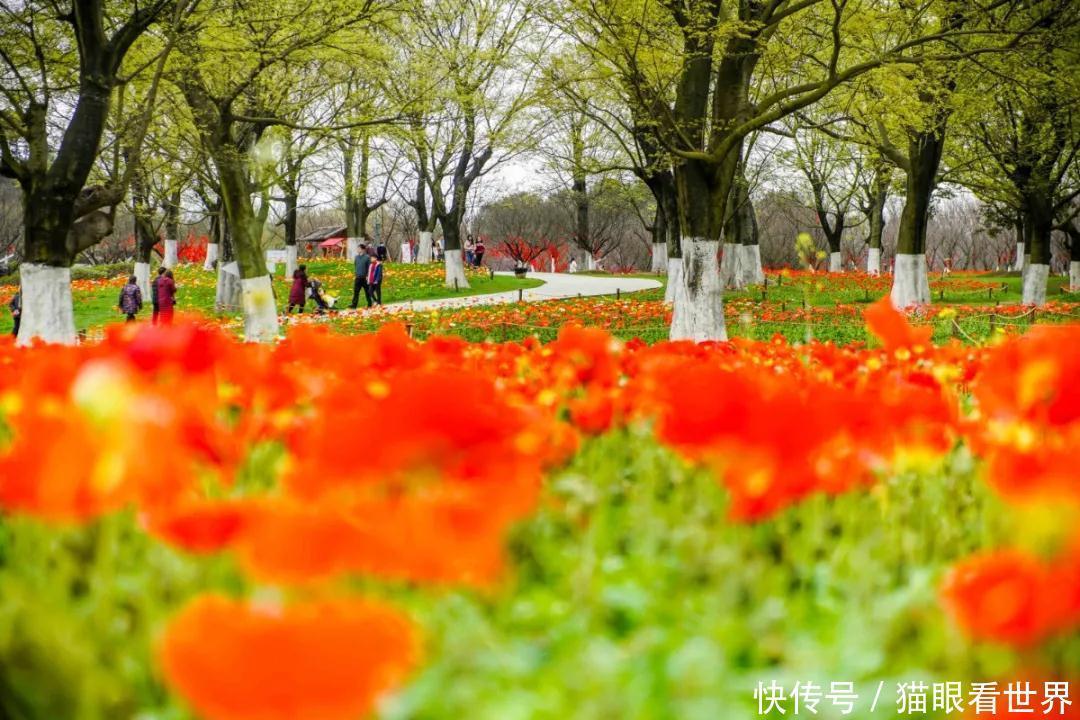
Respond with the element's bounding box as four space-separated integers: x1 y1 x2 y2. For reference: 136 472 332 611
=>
157 269 177 324
118 275 143 322
288 264 308 313
151 266 165 324
8 290 20 338
473 238 486 268
351 242 372 309
367 253 384 306
465 236 475 267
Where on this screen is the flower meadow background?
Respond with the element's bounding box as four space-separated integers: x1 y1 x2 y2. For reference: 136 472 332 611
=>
0 288 1079 718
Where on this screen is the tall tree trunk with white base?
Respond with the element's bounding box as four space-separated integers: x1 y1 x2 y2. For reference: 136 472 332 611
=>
16 265 76 346
889 130 942 308
181 78 279 342
738 193 763 286
1013 219 1026 272
671 237 726 341
204 243 219 271
829 251 842 272
346 237 360 262
417 231 433 263
719 242 744 289
284 244 297 279
665 257 684 303
444 248 468 290
867 248 882 275
1067 225 1080 290
741 244 764 285
241 275 278 342
862 166 888 275
134 262 151 302
1021 194 1054 306
670 155 730 341
651 243 667 273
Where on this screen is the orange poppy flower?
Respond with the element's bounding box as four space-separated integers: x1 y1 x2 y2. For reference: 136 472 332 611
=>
159 594 419 720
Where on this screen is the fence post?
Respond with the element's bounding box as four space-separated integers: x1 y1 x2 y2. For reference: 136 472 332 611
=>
518 288 523 302
988 287 993 300
864 288 869 302
939 288 945 302
616 288 621 300
454 278 459 292
951 318 959 339
989 314 997 333
781 301 786 312
405 323 413 339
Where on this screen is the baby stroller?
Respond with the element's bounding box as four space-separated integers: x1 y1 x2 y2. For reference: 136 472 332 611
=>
307 278 336 313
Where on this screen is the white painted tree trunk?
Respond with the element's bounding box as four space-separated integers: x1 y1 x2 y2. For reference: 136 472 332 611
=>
829 251 842 273
651 243 667 273
285 245 298 279
346 237 359 262
241 275 280 343
163 239 178 268
216 262 242 312
719 242 744 289
890 253 931 309
741 245 765 285
203 243 219 271
867 248 882 275
1013 242 1025 272
17 264 76 346
401 241 413 263
417 232 433 263
586 254 598 272
134 262 151 304
670 238 727 341
444 248 470 289
665 257 683 303
1071 261 1080 291
550 257 556 273
1022 263 1049 306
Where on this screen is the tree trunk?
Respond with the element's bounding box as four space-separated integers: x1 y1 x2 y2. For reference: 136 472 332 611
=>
737 184 763 286
1013 216 1026 272
283 190 298 277
1022 193 1053 306
866 182 886 275
162 188 180 268
203 196 221 271
890 131 942 308
442 220 469 289
1067 226 1080 290
215 216 241 312
670 156 732 341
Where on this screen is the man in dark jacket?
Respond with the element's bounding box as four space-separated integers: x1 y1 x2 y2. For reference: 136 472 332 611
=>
151 266 165 324
350 243 372 309
8 290 20 337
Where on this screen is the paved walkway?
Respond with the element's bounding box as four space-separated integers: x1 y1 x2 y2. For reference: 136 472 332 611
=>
345 272 662 314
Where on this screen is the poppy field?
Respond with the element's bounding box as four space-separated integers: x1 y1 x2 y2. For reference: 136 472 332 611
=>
0 296 1078 718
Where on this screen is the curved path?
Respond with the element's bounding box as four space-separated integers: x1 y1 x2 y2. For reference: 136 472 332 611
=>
355 271 662 314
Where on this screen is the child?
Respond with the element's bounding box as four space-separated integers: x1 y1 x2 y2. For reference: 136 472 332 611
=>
307 277 332 313
367 255 383 306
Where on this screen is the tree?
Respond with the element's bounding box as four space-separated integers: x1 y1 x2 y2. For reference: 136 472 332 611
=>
171 0 397 340
390 0 545 288
1 0 182 343
564 0 1059 338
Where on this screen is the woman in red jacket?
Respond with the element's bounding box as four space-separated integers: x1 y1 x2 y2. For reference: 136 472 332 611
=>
157 269 177 324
